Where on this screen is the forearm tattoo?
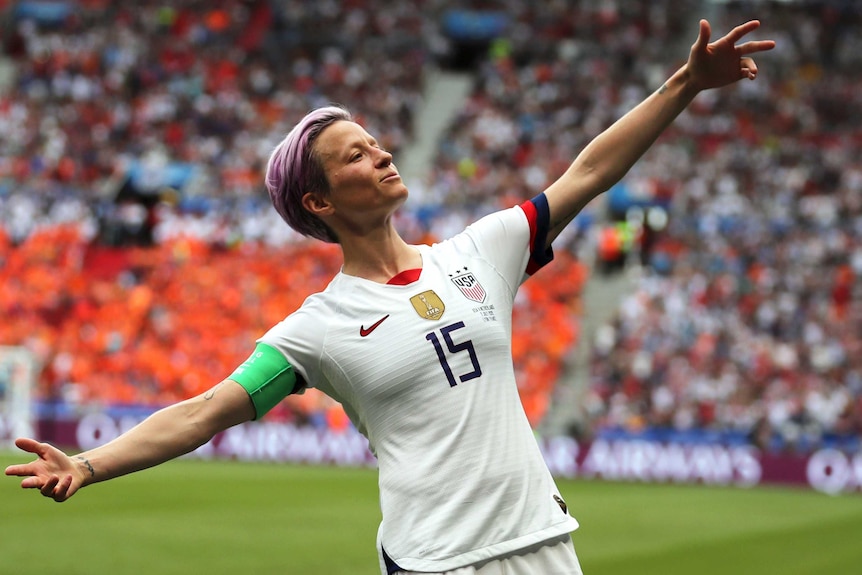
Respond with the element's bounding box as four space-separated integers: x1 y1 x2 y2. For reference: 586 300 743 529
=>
74 455 95 477
658 83 669 95
204 381 227 401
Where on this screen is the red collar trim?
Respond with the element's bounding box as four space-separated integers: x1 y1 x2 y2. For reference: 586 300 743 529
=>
387 268 422 285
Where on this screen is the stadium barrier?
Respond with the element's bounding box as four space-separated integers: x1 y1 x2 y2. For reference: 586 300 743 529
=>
32 408 862 496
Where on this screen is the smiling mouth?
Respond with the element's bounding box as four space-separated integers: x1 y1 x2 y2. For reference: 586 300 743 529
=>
381 173 401 182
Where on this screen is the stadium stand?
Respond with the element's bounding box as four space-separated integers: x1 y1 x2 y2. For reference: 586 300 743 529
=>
0 0 584 429
1 1 860 454
575 3 862 454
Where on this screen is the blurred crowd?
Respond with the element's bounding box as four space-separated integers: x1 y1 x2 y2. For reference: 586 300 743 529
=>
576 3 862 453
1 0 860 453
0 223 583 428
0 0 583 428
0 0 430 245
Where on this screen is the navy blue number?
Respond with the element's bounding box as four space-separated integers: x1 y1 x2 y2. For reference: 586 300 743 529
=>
425 321 482 387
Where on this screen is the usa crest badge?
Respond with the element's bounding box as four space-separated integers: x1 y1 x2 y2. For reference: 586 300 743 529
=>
451 270 486 303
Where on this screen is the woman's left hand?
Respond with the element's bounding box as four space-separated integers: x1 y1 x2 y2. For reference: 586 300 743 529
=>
686 19 776 92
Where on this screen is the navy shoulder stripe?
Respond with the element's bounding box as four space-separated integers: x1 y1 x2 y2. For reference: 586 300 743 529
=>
521 193 554 275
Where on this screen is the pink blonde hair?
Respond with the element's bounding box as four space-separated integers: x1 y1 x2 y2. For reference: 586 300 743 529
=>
265 105 352 243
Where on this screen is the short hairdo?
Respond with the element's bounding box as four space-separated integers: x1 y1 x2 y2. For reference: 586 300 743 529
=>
265 105 353 243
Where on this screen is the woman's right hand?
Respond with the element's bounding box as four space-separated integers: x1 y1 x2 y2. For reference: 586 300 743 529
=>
5 437 88 502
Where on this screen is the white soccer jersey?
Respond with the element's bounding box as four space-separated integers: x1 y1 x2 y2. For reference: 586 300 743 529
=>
258 195 579 573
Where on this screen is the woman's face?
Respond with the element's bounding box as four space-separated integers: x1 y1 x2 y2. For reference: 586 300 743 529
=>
307 120 407 233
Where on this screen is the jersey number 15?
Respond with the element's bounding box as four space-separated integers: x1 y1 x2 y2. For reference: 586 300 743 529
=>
425 321 482 387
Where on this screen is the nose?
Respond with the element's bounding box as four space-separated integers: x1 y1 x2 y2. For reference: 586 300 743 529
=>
375 147 392 167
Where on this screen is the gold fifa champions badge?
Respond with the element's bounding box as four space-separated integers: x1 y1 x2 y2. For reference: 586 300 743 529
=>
410 290 445 320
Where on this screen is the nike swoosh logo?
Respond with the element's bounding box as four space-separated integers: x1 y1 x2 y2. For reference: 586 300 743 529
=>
360 314 390 337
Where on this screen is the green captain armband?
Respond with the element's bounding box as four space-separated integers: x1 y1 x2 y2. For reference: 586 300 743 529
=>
229 343 298 419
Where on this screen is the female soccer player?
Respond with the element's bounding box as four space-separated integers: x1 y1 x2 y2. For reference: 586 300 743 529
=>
7 19 774 575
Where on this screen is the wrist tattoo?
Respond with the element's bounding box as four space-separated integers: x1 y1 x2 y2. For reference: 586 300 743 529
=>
658 83 669 95
75 456 96 477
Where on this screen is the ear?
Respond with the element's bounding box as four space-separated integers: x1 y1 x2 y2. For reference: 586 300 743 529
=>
301 192 334 217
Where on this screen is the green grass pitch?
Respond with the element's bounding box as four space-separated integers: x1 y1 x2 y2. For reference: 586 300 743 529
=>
3 453 862 574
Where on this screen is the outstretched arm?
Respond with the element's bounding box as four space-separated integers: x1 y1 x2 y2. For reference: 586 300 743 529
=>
543 19 775 244
5 379 254 502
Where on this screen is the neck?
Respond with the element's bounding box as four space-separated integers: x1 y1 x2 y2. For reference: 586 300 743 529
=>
339 229 421 283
